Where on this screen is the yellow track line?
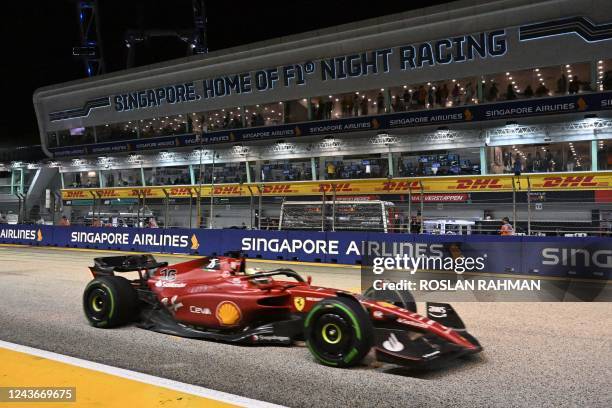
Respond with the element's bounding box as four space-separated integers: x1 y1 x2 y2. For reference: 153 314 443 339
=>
0 340 282 408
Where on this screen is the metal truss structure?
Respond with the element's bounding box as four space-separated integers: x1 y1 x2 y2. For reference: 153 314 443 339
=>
72 1 105 77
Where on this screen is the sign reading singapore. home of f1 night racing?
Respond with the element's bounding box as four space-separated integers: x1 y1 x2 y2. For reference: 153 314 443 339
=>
110 30 506 113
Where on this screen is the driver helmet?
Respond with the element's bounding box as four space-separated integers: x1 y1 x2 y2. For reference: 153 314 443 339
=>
245 267 263 275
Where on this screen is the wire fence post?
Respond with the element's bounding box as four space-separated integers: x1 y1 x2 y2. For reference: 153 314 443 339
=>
188 188 193 229
407 182 412 233
331 184 336 232
527 176 532 236
88 191 96 227
512 177 517 233
162 188 169 228
419 181 424 234
247 185 254 230
258 184 263 230
321 188 326 232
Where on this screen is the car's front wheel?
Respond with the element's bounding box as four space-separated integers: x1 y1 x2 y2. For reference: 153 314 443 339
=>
83 276 138 328
304 297 373 368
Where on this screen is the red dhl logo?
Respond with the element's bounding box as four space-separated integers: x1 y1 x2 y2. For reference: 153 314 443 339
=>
97 189 120 198
170 187 193 196
64 190 87 198
382 181 420 191
130 188 154 197
318 183 354 193
213 186 242 195
541 176 598 188
262 184 298 194
454 178 504 189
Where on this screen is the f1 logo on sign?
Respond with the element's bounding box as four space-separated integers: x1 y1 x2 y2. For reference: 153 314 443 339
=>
454 178 504 190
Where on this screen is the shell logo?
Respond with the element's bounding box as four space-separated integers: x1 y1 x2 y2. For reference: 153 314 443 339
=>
216 301 241 326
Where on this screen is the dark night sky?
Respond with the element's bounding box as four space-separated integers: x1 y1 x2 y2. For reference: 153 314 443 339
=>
1 0 457 148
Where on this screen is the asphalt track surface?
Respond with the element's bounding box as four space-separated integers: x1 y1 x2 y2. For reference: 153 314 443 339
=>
0 246 610 408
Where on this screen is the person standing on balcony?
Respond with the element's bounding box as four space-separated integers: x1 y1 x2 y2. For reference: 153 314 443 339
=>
500 217 514 236
377 92 385 113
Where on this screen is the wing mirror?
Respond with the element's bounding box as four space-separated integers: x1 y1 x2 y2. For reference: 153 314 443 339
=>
307 275 312 285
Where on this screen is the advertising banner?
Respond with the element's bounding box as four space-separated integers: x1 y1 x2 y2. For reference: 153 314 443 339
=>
61 172 612 201
1 224 610 281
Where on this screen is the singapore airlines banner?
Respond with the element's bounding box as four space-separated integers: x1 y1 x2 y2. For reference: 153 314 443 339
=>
0 224 609 282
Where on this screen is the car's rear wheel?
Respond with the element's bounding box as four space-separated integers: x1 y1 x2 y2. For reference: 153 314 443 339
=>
83 276 138 328
362 283 417 312
304 297 373 368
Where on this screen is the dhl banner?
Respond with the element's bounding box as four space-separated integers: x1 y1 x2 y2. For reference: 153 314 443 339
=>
61 172 612 201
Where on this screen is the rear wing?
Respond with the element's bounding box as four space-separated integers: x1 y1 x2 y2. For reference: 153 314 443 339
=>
89 255 168 277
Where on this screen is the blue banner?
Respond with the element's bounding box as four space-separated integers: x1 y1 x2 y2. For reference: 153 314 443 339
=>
0 224 610 280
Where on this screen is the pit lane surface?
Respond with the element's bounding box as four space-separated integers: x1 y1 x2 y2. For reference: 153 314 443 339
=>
0 246 610 408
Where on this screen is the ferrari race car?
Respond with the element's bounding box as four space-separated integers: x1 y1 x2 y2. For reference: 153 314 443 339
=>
82 254 482 368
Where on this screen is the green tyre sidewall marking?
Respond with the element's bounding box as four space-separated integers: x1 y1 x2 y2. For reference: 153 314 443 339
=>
91 295 102 312
306 340 338 366
332 303 362 341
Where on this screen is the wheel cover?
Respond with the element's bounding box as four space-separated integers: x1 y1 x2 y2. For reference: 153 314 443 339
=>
91 294 104 312
85 287 110 322
321 323 342 344
311 313 353 361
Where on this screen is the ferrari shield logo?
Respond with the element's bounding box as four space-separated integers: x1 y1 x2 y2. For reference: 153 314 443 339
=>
294 297 305 312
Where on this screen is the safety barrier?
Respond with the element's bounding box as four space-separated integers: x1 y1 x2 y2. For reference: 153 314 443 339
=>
0 224 610 280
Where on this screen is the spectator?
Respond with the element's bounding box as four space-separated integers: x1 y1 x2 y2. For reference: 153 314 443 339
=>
568 75 580 94
326 162 336 179
58 216 70 226
402 89 411 110
603 71 612 91
506 84 517 100
533 151 543 172
535 83 549 97
427 86 434 108
376 92 385 113
148 217 159 228
524 85 534 98
500 217 514 236
352 94 360 116
360 97 369 115
417 86 427 107
556 74 567 94
441 84 449 106
526 153 533 172
435 85 442 106
488 83 499 101
513 153 522 175
464 82 474 104
451 83 461 105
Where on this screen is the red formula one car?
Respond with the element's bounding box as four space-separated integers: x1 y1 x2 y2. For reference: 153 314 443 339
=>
83 254 481 368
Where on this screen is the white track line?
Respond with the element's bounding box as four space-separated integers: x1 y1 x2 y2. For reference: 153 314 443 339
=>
0 340 285 408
